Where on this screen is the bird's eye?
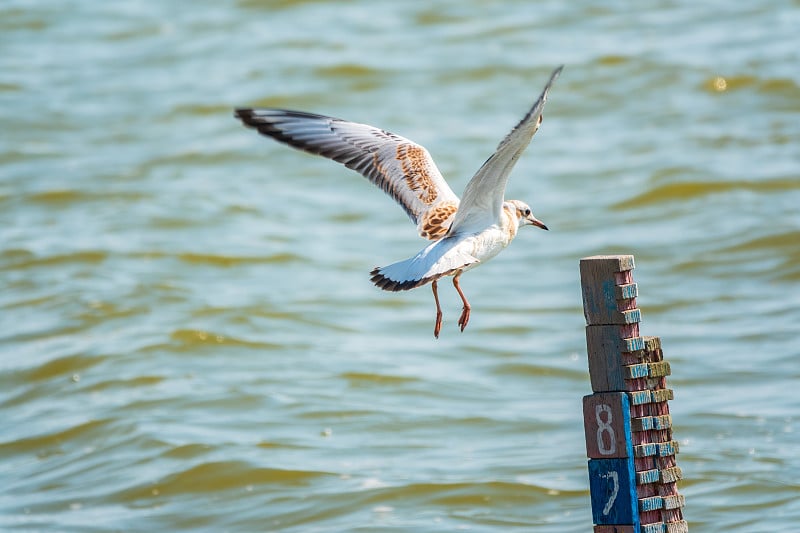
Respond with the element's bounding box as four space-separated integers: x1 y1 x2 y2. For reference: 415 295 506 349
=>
524 208 531 216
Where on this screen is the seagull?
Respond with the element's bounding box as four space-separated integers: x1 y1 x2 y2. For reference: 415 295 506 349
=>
235 65 562 337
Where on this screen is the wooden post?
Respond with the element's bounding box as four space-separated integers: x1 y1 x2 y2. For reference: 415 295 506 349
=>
580 255 688 533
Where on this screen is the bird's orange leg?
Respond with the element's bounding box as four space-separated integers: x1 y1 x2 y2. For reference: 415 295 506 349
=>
432 280 443 338
453 272 471 332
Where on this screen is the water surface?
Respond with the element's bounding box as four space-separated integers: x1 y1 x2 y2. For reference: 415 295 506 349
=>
2 1 799 531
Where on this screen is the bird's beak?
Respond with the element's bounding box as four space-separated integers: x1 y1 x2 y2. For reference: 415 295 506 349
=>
529 215 548 231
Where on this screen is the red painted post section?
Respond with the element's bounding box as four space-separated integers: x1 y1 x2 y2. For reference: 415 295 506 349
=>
580 255 688 533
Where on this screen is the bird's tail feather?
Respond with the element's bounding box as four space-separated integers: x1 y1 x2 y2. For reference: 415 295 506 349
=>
370 239 479 292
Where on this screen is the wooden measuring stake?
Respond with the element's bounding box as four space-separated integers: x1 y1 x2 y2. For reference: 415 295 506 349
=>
580 255 688 533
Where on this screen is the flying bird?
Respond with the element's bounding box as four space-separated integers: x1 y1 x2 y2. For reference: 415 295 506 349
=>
235 66 562 337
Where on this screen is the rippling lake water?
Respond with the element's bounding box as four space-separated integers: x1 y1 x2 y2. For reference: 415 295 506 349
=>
2 1 799 531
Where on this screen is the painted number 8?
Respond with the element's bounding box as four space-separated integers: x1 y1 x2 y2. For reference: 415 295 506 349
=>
595 404 616 456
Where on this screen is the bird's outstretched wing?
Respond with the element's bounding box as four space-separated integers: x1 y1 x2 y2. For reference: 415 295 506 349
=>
447 66 562 235
235 109 460 241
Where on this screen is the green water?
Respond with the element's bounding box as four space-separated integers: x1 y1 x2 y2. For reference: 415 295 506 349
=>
2 1 799 531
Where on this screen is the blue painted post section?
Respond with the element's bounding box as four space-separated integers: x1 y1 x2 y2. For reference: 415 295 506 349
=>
588 458 638 526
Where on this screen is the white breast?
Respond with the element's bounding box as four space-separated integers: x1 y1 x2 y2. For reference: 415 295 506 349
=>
455 224 513 274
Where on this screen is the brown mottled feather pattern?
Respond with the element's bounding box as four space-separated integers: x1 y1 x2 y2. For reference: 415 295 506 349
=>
397 144 439 205
418 202 458 240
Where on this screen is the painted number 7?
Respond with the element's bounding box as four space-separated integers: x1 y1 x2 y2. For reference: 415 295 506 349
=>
601 471 619 515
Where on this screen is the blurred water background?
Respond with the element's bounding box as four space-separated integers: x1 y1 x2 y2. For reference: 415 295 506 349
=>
2 1 799 531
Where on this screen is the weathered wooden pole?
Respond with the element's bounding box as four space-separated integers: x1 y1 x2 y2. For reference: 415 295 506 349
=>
580 255 688 533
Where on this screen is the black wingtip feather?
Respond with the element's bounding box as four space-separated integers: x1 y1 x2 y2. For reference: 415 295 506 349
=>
234 108 326 154
234 108 255 122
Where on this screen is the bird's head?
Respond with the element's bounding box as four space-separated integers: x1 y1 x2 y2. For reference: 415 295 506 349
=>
507 200 548 231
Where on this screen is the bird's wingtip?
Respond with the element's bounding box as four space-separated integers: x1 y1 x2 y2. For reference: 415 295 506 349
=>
234 108 253 121
547 65 564 85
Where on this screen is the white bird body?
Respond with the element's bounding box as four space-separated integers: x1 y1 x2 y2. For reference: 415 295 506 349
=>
376 201 520 290
235 66 562 336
